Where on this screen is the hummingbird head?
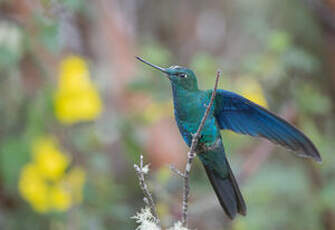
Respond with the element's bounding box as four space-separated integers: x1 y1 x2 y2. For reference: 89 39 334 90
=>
136 57 198 91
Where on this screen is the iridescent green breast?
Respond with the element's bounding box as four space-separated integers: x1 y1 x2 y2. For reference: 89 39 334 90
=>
172 85 220 147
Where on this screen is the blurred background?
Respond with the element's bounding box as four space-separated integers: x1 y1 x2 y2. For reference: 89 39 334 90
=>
0 0 335 229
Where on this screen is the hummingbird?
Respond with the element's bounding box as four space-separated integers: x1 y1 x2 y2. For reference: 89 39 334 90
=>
136 56 321 219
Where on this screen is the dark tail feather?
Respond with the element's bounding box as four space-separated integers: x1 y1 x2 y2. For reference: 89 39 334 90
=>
203 159 246 219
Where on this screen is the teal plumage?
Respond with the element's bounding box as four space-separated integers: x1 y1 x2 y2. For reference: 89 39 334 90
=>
137 57 321 219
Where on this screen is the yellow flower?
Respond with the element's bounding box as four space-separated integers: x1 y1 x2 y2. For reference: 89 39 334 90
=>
50 184 72 211
32 137 69 181
54 55 102 124
58 56 92 91
238 78 268 108
18 163 50 213
55 88 102 124
18 136 86 213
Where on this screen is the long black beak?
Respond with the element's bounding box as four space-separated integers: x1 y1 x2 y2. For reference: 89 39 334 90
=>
136 56 168 74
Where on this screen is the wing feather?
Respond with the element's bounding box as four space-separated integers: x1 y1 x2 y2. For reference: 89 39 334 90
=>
213 89 321 162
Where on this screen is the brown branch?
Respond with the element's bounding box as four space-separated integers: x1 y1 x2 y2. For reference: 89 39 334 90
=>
133 155 160 225
181 70 221 227
170 164 185 177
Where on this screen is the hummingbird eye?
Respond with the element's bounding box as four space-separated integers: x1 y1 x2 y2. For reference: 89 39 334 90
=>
179 74 187 78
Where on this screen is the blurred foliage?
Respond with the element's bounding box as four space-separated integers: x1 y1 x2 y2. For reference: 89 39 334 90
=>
0 0 334 229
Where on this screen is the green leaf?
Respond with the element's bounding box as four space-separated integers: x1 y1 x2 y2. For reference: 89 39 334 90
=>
0 137 30 192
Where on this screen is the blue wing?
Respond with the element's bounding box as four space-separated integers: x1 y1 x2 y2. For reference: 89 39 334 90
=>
214 89 321 162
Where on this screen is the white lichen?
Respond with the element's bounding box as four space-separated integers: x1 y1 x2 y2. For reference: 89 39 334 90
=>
167 221 190 230
142 164 150 174
132 207 160 230
132 207 191 230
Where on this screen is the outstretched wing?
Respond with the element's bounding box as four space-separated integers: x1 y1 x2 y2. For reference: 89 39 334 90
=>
213 89 321 162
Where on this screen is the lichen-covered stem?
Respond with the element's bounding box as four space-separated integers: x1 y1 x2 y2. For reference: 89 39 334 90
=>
134 155 160 224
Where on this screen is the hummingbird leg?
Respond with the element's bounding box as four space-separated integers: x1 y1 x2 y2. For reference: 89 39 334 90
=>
191 132 203 143
200 139 221 152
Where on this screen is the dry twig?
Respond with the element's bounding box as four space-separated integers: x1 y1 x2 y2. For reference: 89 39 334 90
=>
134 155 160 225
181 70 221 227
170 165 185 177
